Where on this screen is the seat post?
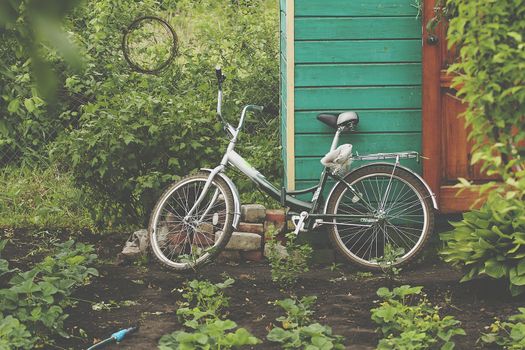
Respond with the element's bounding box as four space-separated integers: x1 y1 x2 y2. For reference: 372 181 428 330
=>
330 128 343 152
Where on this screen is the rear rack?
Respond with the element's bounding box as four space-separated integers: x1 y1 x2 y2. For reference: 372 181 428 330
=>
350 151 420 162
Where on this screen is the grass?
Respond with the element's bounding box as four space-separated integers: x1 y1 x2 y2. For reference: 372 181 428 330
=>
0 165 95 231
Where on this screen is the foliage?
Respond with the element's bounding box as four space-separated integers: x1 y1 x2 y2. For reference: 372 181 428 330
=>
371 285 465 350
0 239 98 349
0 0 84 99
440 178 525 296
481 308 525 349
445 0 525 179
158 319 260 350
50 0 280 227
0 165 95 230
438 0 525 298
267 295 346 349
267 232 313 288
159 277 260 349
0 0 280 229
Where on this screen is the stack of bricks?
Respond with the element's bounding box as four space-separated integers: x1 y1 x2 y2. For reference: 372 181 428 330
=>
218 204 286 263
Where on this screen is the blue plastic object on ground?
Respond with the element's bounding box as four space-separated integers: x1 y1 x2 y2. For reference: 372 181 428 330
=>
86 326 139 350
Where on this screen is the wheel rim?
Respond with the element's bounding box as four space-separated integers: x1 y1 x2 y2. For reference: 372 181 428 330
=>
150 177 230 268
333 172 429 267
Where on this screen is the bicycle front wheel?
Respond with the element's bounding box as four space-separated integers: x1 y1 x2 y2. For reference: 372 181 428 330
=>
326 164 434 269
148 172 234 271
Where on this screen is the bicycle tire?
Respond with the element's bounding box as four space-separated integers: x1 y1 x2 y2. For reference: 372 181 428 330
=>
325 164 434 269
148 172 234 271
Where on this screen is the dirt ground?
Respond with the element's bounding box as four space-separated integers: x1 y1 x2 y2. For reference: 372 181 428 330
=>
4 230 525 350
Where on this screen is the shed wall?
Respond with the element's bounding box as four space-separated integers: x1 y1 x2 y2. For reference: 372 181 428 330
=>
280 0 423 194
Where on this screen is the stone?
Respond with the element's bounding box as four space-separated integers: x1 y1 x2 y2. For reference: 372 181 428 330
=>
264 242 288 259
241 204 266 223
241 250 265 262
133 229 149 252
217 250 241 263
237 222 264 234
222 231 262 251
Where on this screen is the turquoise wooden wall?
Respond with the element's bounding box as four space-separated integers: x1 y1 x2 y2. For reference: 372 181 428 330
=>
280 0 423 194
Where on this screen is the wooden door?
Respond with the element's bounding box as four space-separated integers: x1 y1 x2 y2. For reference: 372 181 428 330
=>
422 0 495 213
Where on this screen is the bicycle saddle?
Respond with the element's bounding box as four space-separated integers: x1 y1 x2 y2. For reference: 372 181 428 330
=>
317 112 359 129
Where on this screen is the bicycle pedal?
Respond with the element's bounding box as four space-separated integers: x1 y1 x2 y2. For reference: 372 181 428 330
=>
291 212 308 235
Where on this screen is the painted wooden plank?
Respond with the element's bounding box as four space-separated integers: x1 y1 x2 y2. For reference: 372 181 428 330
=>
295 63 421 87
295 133 422 157
295 0 419 17
296 40 421 64
295 86 421 110
280 0 286 13
295 17 420 40
295 157 422 180
295 110 422 134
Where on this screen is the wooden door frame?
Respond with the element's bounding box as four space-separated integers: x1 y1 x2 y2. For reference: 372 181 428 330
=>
422 0 443 207
421 0 486 213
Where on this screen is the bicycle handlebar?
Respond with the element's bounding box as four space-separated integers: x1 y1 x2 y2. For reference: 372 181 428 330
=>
215 66 226 86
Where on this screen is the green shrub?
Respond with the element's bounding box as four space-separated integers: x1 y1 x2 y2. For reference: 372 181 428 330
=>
440 179 525 296
267 295 346 349
481 308 525 349
0 239 98 349
371 285 465 350
267 232 313 288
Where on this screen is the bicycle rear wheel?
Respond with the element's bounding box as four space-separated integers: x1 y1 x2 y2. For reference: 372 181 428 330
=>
326 164 434 269
148 172 234 271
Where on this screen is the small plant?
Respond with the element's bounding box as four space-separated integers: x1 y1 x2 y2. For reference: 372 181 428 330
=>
374 244 404 279
267 295 346 349
158 319 260 350
371 285 465 350
0 239 98 348
480 308 525 349
267 232 313 288
160 277 260 349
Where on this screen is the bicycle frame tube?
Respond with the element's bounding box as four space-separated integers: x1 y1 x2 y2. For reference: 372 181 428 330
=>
227 151 313 212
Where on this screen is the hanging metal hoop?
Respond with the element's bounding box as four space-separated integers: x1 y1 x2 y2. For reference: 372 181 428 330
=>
122 16 178 74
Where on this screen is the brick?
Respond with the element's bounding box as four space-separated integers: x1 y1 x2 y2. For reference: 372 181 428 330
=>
237 222 264 234
310 248 335 265
222 231 262 251
241 250 265 262
241 204 266 223
265 209 286 224
217 250 241 263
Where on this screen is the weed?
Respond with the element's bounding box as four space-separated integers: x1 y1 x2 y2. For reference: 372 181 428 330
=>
267 231 313 288
374 243 404 279
268 295 346 349
480 308 525 349
160 277 260 349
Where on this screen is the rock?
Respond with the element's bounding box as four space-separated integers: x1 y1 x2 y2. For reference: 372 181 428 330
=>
241 204 266 223
133 229 149 252
264 242 288 259
237 222 264 234
241 250 265 262
222 232 262 251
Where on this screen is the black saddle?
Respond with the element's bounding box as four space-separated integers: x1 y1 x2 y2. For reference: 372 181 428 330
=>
317 112 359 129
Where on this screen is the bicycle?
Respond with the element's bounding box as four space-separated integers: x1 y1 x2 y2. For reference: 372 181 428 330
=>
148 67 438 272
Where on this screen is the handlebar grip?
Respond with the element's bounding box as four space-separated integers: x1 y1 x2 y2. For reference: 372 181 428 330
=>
215 66 222 80
254 105 264 112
